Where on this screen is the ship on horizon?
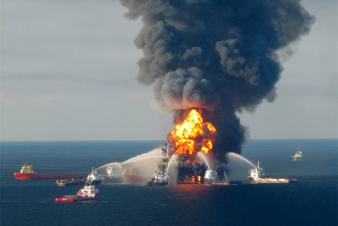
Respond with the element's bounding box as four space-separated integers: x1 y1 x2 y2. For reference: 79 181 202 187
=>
291 150 303 161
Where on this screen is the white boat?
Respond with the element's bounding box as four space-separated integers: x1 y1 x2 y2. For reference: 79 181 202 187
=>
86 168 103 185
204 169 228 185
248 161 296 184
148 160 168 186
291 150 303 161
148 170 168 186
204 169 219 182
76 184 99 200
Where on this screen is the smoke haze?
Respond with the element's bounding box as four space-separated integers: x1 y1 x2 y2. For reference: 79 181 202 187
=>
120 0 314 158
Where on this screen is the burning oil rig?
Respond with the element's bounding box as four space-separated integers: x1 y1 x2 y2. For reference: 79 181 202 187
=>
148 109 225 185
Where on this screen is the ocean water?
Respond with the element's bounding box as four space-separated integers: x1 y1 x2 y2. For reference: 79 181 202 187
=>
0 139 337 226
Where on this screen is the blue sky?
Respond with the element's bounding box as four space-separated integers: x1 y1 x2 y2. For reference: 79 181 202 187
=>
1 0 337 141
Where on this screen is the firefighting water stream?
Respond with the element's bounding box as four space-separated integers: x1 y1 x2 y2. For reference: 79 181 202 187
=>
96 148 256 185
96 109 256 185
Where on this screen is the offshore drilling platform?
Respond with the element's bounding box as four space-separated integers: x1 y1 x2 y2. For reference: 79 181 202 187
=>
148 109 224 186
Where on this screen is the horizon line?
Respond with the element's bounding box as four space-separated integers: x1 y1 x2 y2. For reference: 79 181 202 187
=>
0 138 337 143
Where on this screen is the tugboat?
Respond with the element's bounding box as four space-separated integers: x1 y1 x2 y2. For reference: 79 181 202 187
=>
147 169 168 186
55 184 99 203
248 161 297 184
56 178 85 186
13 162 82 180
291 150 303 161
86 168 103 185
75 184 99 201
204 169 228 185
148 146 169 186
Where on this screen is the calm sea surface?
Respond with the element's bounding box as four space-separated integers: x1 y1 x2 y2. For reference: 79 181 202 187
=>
0 140 337 226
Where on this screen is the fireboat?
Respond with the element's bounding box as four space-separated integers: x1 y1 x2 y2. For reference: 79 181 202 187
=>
148 146 169 186
247 161 297 184
55 184 99 203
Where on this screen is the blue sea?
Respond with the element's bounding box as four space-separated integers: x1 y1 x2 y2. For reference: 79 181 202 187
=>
0 139 337 226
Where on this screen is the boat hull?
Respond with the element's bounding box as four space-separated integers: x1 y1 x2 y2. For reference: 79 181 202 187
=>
56 179 85 186
55 196 96 203
14 172 82 180
13 172 38 180
147 181 168 186
248 177 297 184
55 197 75 203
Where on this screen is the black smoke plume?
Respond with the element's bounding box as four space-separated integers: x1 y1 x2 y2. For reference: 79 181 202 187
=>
120 0 314 159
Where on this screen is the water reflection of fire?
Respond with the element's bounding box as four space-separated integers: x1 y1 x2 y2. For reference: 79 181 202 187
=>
168 109 216 156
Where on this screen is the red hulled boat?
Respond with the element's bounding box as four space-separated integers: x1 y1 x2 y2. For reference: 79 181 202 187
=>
55 184 99 203
13 162 82 180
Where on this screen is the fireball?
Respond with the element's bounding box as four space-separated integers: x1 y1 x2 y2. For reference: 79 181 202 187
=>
168 109 216 155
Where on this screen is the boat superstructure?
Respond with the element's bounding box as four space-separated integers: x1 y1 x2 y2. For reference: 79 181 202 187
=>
204 169 220 183
148 163 169 186
76 184 99 199
148 145 169 186
13 162 38 179
291 150 303 161
86 168 103 185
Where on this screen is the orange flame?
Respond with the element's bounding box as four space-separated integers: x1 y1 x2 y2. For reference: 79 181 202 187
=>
168 109 216 155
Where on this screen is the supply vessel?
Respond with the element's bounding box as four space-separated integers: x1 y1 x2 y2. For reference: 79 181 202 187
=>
13 162 82 180
247 161 297 184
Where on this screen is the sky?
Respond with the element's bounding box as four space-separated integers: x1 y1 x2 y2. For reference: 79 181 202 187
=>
0 0 337 141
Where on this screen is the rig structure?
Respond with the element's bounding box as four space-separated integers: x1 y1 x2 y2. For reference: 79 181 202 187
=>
148 143 210 185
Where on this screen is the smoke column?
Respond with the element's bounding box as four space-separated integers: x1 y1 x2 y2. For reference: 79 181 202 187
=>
120 0 314 159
